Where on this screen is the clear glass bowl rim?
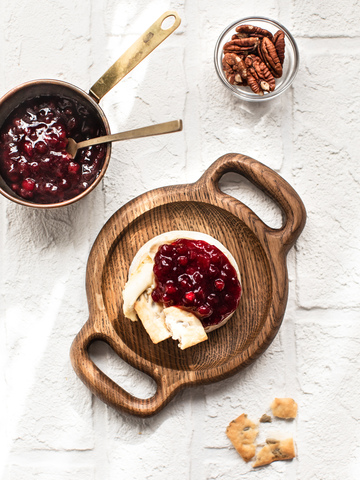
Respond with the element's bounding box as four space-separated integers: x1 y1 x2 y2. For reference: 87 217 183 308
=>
214 16 300 102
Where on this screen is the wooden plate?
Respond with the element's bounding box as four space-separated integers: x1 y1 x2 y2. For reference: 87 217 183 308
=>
70 153 306 417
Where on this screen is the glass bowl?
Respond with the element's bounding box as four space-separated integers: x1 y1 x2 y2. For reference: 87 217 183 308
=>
214 17 299 102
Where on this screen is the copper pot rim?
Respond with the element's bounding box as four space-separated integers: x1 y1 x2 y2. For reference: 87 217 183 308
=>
0 78 112 209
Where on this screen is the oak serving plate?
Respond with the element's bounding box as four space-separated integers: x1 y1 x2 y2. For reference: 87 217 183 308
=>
70 153 306 417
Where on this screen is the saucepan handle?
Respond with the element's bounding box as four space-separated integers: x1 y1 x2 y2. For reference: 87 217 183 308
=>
70 320 180 417
89 11 181 102
198 153 306 252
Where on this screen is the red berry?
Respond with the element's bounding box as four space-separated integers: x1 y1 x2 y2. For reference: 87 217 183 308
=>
214 279 225 291
208 264 219 277
193 271 203 284
20 187 34 199
184 291 195 303
179 277 192 290
176 244 188 255
177 255 188 266
198 305 213 317
68 162 80 175
23 141 34 158
198 254 210 270
67 117 77 130
195 287 205 300
165 282 177 295
160 244 174 255
30 162 40 173
47 133 60 146
207 293 219 305
210 253 221 263
152 291 161 303
189 250 197 260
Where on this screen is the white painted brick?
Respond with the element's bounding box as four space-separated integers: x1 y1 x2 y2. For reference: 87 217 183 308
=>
106 401 192 480
293 46 360 309
295 312 360 480
291 1 360 37
7 465 95 480
204 456 293 478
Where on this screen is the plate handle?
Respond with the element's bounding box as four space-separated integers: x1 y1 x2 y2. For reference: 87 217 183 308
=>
70 320 180 417
198 153 306 252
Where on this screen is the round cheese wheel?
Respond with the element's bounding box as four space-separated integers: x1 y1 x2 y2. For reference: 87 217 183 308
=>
125 231 242 333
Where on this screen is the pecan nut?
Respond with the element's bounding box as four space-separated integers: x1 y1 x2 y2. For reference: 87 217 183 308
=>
223 37 259 54
259 37 282 78
273 30 285 65
235 24 273 40
222 53 247 85
245 55 275 94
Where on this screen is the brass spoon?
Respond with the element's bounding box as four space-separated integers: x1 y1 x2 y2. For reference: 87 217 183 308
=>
66 119 182 159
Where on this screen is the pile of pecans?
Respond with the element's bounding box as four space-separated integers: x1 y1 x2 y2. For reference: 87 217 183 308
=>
222 24 285 96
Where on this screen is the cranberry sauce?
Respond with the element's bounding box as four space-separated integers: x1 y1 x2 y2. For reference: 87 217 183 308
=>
151 239 242 329
0 95 107 203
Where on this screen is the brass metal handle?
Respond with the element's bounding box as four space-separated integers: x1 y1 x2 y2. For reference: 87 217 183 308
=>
71 120 182 154
89 11 181 102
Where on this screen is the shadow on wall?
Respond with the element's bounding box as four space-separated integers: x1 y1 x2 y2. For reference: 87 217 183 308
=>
3 4 187 469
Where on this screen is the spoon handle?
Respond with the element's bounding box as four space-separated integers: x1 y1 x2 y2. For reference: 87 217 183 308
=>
89 11 181 102
76 119 183 150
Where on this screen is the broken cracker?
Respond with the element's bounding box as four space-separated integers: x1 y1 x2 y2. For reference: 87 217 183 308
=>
271 398 298 419
253 438 295 467
226 413 258 462
163 306 208 350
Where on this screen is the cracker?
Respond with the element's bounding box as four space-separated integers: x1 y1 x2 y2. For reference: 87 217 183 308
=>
253 438 295 467
163 307 208 349
226 413 258 462
270 398 298 419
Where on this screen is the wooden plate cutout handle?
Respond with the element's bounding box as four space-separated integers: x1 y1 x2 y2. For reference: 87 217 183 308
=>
70 320 179 417
199 153 306 252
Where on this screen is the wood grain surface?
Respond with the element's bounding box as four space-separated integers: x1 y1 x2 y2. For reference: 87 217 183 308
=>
70 153 306 417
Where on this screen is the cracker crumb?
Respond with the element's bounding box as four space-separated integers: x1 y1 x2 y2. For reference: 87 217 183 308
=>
270 398 298 419
226 414 258 462
259 413 272 423
253 438 296 467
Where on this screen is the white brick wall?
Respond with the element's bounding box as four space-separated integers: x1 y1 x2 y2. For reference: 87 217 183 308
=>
1 0 360 478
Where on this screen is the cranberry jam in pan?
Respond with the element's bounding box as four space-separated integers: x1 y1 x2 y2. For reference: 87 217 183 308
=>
0 95 106 204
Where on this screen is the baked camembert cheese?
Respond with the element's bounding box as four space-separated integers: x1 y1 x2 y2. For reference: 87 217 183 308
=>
122 231 242 349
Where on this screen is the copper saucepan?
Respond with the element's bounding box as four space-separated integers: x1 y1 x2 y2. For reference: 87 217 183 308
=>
0 11 181 209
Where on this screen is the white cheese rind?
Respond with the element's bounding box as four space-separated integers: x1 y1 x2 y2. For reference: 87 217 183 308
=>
134 292 172 344
122 256 155 322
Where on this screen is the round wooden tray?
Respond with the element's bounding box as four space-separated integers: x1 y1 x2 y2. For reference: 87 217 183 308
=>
70 153 306 417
